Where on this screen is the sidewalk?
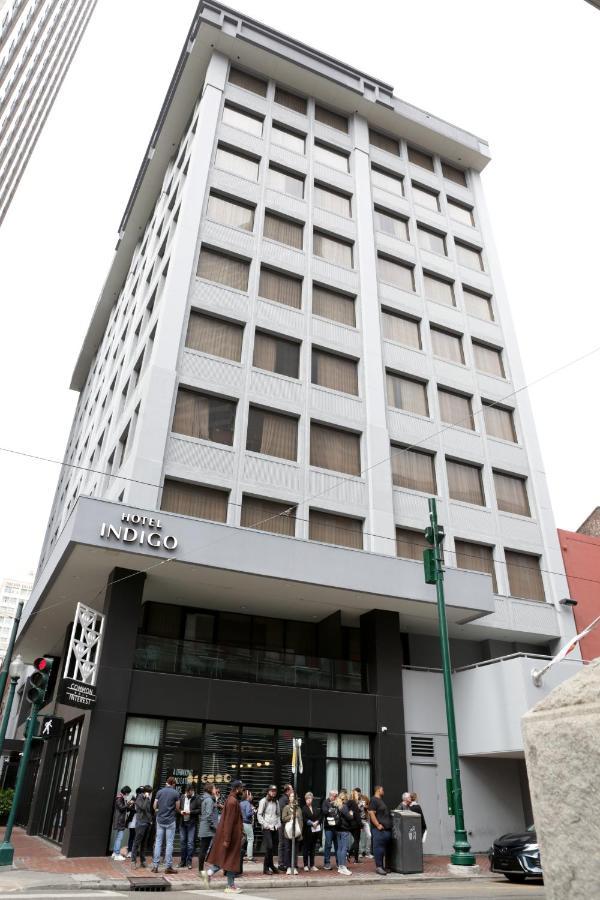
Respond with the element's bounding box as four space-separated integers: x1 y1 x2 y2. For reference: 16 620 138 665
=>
0 828 494 892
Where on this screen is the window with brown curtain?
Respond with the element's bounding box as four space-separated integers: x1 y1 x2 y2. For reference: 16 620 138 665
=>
272 124 305 154
431 327 464 364
448 198 475 226
423 272 455 306
446 459 485 505
455 540 497 592
386 373 429 416
267 164 304 198
391 446 436 493
207 193 255 230
456 240 484 270
197 248 250 291
314 183 352 217
505 551 545 602
228 67 267 96
463 287 494 321
274 86 307 115
473 341 505 378
494 471 530 516
258 267 302 308
215 145 260 181
309 509 363 549
483 404 516 442
314 142 349 172
372 166 404 196
377 255 415 290
263 212 304 249
382 311 421 349
369 129 400 155
374 208 409 240
442 161 467 186
222 104 264 137
246 406 298 460
408 146 434 170
412 182 440 211
418 224 447 256
312 348 358 395
312 285 356 327
185 312 243 362
310 422 361 475
253 331 300 378
172 388 236 446
241 495 296 536
438 389 474 429
161 479 228 523
315 104 348 133
313 231 353 267
396 527 429 561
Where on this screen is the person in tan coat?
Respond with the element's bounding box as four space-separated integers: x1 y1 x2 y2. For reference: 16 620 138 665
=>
201 780 244 894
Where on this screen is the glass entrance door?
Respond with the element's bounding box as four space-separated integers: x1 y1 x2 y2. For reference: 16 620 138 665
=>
40 718 83 844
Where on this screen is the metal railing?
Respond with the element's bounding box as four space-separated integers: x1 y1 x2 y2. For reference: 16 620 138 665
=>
403 652 588 675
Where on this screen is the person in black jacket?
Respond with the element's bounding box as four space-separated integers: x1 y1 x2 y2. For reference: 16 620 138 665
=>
111 786 132 860
333 790 355 876
409 792 427 842
348 789 362 864
178 785 202 868
301 791 321 871
132 785 153 869
321 790 338 870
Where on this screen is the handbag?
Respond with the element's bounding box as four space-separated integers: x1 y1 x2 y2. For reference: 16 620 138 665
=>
285 817 302 839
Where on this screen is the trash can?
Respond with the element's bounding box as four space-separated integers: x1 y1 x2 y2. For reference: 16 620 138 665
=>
389 810 423 874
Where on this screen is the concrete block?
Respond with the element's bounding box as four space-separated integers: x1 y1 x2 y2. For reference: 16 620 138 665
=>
447 864 480 876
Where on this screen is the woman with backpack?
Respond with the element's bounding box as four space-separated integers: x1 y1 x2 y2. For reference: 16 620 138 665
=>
333 789 354 876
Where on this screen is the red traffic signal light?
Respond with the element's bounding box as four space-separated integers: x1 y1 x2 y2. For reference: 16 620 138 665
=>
33 657 49 672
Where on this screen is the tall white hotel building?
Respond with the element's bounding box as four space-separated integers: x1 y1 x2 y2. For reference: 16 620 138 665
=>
15 1 580 858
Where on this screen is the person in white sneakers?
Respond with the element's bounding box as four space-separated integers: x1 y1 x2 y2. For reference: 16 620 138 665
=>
333 790 354 876
111 786 133 861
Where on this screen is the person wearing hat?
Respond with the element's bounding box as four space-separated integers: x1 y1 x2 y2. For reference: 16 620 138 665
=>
201 780 245 894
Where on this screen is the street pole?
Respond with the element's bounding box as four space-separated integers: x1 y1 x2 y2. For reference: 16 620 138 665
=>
0 602 23 708
0 701 40 866
0 677 18 759
424 497 475 867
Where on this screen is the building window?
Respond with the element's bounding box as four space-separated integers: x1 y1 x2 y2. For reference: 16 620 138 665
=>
263 211 304 249
222 103 264 137
423 272 455 307
172 389 236 446
161 479 228 523
310 423 361 476
386 372 429 416
447 198 474 226
259 267 302 309
253 331 300 378
463 286 493 320
473 341 505 378
377 255 415 291
483 403 516 442
246 407 298 461
312 285 356 327
417 224 447 256
315 104 348 133
391 446 436 494
372 166 404 196
455 540 497 592
438 388 474 429
241 495 296 536
494 471 530 517
197 248 250 291
412 182 440 212
206 193 255 231
369 129 399 155
456 240 484 271
314 231 353 267
215 145 260 181
442 161 467 186
505 551 545 602
274 86 307 115
185 312 243 362
447 459 485 506
309 510 363 549
396 527 429 561
228 67 267 96
312 348 358 395
408 146 434 171
431 327 464 365
382 310 421 349
272 123 305 155
374 207 409 241
267 164 305 198
314 141 349 172
314 183 352 217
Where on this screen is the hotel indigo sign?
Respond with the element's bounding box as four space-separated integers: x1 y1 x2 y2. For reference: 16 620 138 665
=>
100 511 178 552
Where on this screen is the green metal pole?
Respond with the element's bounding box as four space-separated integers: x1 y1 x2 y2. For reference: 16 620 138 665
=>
0 678 18 759
0 603 23 709
0 701 40 866
428 497 475 867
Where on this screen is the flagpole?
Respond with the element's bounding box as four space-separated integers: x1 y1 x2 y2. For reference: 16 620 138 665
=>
531 614 600 686
291 738 296 874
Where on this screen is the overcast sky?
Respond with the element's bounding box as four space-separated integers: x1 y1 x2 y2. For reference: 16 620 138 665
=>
0 0 598 579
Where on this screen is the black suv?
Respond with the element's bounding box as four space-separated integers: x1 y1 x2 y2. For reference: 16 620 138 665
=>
489 825 542 882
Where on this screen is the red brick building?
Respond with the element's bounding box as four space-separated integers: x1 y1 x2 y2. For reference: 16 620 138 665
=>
558 517 600 661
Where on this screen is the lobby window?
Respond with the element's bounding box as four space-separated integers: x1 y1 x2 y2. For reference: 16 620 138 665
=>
197 248 250 291
263 211 304 249
246 406 298 461
377 254 415 291
315 104 348 133
473 341 505 378
369 129 400 155
185 311 243 362
206 193 255 231
172 388 236 446
505 551 545 602
372 165 404 196
274 86 307 115
310 422 361 476
314 141 350 172
417 224 447 256
391 446 436 494
241 495 296 537
483 403 517 442
267 164 305 199
117 718 161 801
386 372 429 416
447 197 475 226
312 348 359 395
309 509 363 550
423 272 455 307
382 310 421 349
215 145 260 182
314 183 352 217
221 103 264 137
463 286 494 321
253 331 300 378
412 182 440 212
438 388 474 429
161 479 228 523
456 240 484 271
455 540 497 592
228 66 267 96
442 161 467 186
408 146 434 171
259 266 302 309
272 123 306 155
312 284 356 327
314 231 353 267
494 471 530 517
431 327 464 365
374 207 409 241
396 527 429 561
447 459 485 506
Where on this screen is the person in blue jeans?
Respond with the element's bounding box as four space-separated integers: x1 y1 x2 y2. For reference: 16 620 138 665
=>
151 776 180 874
178 785 201 868
321 790 338 870
368 785 392 876
111 785 132 860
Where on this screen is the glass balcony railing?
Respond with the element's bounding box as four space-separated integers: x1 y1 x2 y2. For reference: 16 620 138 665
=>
134 633 364 693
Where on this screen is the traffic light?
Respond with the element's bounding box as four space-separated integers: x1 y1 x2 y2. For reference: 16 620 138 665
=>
425 524 445 547
423 523 445 584
25 657 54 707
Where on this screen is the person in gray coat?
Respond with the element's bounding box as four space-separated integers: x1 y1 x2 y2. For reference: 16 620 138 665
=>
197 783 218 872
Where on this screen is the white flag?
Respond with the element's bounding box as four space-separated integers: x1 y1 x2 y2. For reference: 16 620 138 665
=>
532 614 600 685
